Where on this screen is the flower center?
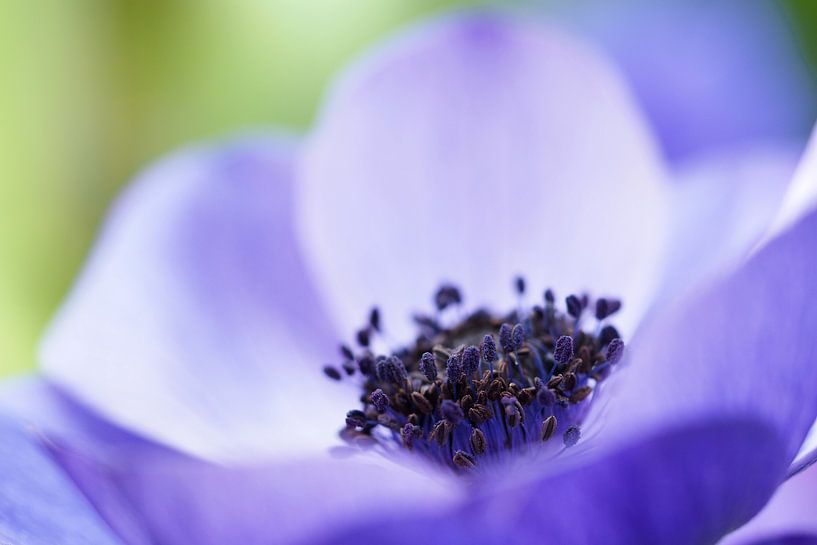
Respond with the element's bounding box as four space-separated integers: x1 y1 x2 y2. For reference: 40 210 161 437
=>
324 279 625 473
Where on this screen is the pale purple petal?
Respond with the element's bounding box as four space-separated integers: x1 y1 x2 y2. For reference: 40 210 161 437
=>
298 15 670 343
778 126 817 476
323 419 783 544
658 142 801 302
40 134 354 462
553 0 816 161
602 200 817 465
734 536 817 545
0 381 125 545
722 463 817 545
48 440 455 545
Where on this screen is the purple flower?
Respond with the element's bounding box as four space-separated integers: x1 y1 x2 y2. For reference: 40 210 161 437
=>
2 12 817 545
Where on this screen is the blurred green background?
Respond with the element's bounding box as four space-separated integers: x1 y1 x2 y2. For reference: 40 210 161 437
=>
0 0 815 377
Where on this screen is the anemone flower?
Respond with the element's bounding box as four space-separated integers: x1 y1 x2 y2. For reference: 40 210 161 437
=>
3 13 817 545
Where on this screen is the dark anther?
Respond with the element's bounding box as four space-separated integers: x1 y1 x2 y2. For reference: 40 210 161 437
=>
554 335 574 365
504 403 521 428
377 355 407 385
541 415 557 441
340 344 355 360
481 334 498 363
563 426 581 447
411 391 433 415
499 323 514 353
342 362 356 376
442 399 464 423
511 324 526 350
430 420 450 445
470 428 487 455
460 394 474 414
544 288 555 305
561 372 577 391
345 410 367 428
595 298 609 321
569 386 592 404
606 338 625 365
369 307 381 332
401 423 422 449
356 328 371 347
487 379 504 400
323 366 342 381
370 389 390 413
357 354 375 376
462 346 480 376
599 325 620 345
566 295 582 318
547 375 563 389
514 276 526 295
434 284 462 312
446 354 463 385
595 298 622 321
453 450 476 469
420 352 438 381
468 404 492 425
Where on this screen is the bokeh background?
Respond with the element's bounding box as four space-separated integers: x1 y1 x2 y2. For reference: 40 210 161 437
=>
1 0 816 377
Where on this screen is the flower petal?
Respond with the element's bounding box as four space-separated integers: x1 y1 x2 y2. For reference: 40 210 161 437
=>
555 0 816 161
323 419 784 545
658 142 802 302
0 381 125 545
731 536 817 545
48 441 455 545
298 15 670 342
604 194 817 465
40 134 353 462
721 463 817 545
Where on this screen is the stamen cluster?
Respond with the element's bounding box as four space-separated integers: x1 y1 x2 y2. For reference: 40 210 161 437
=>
324 280 625 472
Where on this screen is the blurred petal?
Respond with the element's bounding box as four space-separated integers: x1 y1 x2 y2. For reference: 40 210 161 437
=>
40 134 353 463
791 422 817 478
779 126 817 476
721 463 817 545
605 196 817 465
767 125 817 242
732 537 817 545
659 142 801 302
298 15 670 342
553 0 816 161
323 419 783 545
0 381 124 545
49 440 455 545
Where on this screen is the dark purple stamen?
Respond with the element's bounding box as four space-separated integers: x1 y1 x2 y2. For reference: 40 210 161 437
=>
323 365 342 381
446 354 463 384
606 338 625 365
420 352 438 381
370 389 390 413
544 288 555 305
600 325 621 345
565 295 582 319
514 276 526 295
554 335 574 365
462 345 480 376
563 426 581 447
511 324 526 350
334 282 623 473
369 307 381 332
481 334 498 363
499 323 514 353
434 284 463 312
